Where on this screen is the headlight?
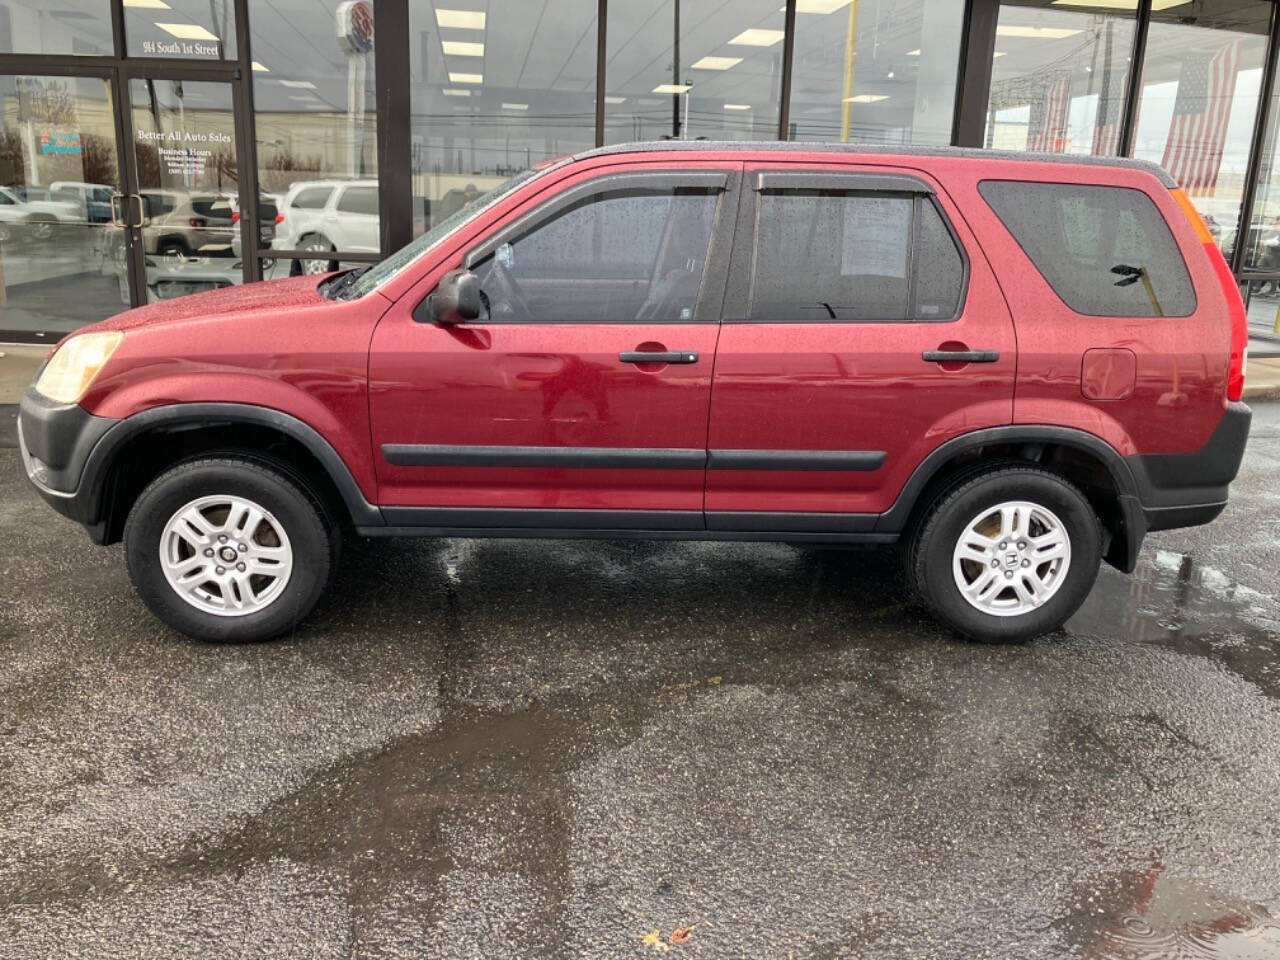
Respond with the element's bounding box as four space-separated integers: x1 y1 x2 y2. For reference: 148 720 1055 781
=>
34 331 123 403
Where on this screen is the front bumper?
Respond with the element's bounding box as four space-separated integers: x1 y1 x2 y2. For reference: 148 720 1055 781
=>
18 387 119 530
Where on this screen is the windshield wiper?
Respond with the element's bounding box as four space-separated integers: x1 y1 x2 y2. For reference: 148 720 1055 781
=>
324 264 373 300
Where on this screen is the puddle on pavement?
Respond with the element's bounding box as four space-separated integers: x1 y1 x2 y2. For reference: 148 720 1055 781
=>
1069 549 1280 698
1064 867 1280 959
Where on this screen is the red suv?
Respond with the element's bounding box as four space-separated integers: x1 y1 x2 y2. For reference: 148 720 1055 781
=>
18 143 1251 644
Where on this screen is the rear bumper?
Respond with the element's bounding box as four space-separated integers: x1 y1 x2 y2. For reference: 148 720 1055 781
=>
1126 401 1251 526
18 387 118 533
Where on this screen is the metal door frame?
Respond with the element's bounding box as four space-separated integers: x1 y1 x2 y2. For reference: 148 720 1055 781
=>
111 60 251 307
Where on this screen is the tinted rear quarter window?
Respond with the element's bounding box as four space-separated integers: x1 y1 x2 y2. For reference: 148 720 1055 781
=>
979 180 1195 317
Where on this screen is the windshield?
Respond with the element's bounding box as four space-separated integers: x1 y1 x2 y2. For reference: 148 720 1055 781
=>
341 169 542 300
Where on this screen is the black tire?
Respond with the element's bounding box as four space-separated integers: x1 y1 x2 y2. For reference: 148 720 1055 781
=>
907 465 1102 644
124 457 340 643
294 234 338 275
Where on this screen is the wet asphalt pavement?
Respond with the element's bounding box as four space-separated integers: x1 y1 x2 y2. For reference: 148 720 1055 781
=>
2 404 1280 959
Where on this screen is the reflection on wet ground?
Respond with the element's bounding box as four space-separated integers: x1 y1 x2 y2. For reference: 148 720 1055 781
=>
1072 549 1280 698
1065 868 1280 960
3 431 1280 956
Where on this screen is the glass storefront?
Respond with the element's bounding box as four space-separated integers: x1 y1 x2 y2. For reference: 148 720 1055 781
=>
985 0 1136 155
409 0 596 236
2 0 1280 349
789 0 963 145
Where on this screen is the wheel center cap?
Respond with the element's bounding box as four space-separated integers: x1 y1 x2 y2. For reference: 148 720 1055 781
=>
1004 551 1020 568
219 546 238 563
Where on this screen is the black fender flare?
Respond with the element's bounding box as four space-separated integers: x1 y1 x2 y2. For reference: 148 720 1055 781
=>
81 403 383 528
874 424 1144 571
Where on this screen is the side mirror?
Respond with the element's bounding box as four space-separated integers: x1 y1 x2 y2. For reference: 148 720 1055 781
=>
415 268 482 325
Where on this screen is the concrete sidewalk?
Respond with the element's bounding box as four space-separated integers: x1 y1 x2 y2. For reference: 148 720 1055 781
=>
4 341 1280 404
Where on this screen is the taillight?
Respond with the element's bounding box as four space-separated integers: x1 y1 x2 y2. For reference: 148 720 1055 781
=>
1170 188 1247 402
231 211 241 222
275 213 284 224
189 216 207 227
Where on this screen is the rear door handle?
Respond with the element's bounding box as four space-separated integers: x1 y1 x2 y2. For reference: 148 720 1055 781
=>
620 351 699 364
922 350 999 363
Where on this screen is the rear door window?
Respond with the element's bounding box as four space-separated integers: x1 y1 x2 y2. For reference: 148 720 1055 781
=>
979 181 1196 317
337 186 378 216
749 187 965 322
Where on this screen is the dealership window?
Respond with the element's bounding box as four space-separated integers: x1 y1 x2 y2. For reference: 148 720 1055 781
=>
1131 0 1270 259
252 0 378 264
603 0 783 143
985 0 1136 156
0 75 123 339
470 186 718 323
125 0 236 60
0 2 112 56
409 0 596 237
979 181 1196 317
786 0 962 145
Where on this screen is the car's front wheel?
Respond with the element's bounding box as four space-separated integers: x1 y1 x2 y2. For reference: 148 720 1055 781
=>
908 466 1102 643
124 457 340 642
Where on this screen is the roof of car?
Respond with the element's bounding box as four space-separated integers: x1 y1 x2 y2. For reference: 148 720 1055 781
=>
569 140 1177 187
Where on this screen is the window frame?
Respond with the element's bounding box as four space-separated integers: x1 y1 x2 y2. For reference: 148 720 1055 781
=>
725 169 970 324
977 178 1198 319
457 169 740 325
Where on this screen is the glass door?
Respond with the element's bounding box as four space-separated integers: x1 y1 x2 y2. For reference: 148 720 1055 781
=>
115 67 260 307
0 72 129 341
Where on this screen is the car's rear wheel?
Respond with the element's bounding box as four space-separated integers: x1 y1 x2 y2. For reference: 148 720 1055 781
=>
908 465 1101 643
124 457 339 643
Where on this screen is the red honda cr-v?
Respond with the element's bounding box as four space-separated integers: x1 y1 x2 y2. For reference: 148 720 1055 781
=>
18 142 1251 644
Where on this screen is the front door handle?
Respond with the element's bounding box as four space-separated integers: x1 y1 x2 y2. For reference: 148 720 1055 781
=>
620 350 699 364
922 349 999 363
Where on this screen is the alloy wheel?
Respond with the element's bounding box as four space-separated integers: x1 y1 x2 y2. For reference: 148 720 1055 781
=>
951 500 1071 617
159 494 293 616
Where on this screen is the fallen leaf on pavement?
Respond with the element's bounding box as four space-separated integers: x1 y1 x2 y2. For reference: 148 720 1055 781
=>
670 924 696 944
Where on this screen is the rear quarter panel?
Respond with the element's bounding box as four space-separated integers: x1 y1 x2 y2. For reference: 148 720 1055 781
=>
937 159 1230 457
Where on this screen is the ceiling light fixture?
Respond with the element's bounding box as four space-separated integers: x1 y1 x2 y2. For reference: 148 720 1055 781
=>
653 83 693 94
724 103 752 110
279 79 316 88
843 94 888 103
995 25 1082 39
442 40 484 56
435 8 486 29
251 61 269 72
154 22 220 41
443 88 470 97
502 102 529 110
123 0 170 8
449 72 483 83
728 28 785 47
691 56 744 70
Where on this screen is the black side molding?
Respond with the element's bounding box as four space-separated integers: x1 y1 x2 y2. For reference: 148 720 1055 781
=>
708 449 886 471
382 445 888 472
381 444 706 470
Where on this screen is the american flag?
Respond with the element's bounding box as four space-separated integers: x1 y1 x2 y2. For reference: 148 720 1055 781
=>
1091 62 1126 155
1027 76 1070 152
1161 40 1242 195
